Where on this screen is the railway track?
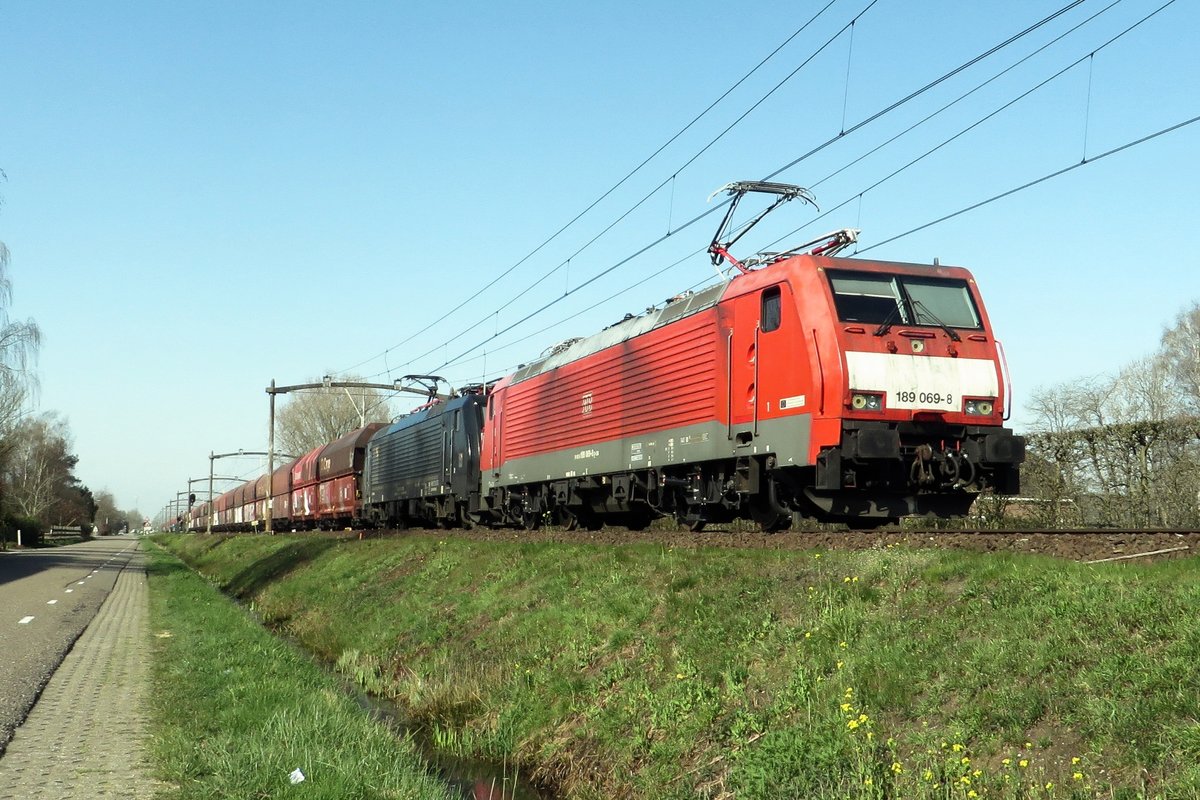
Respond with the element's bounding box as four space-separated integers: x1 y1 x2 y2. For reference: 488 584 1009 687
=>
375 525 1200 564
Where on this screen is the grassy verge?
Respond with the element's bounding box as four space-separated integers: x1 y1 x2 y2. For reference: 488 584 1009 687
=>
156 532 1200 799
144 540 453 800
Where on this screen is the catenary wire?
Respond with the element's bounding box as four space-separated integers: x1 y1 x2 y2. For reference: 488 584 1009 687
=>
759 0 1173 254
365 0 884 381
404 0 1104 376
434 111 1199 390
336 0 843 377
857 114 1200 254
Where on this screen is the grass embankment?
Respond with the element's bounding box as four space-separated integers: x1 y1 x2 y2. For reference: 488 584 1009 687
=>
156 533 1200 799
144 542 453 800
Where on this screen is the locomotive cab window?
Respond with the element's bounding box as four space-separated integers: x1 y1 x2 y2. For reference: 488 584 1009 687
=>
761 286 782 332
828 272 906 324
827 270 982 330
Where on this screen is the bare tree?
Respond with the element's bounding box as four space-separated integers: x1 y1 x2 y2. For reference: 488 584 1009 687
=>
0 175 42 480
1025 352 1200 528
1162 302 1200 413
275 375 394 456
3 414 81 521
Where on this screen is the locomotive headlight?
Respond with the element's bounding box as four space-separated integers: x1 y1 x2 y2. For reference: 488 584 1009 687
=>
964 398 995 416
850 392 884 411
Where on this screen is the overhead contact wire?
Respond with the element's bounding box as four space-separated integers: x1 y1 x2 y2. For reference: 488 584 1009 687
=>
762 0 1167 253
338 0 842 377
415 0 1094 376
398 0 1108 383
368 0 884 381
761 0 1087 181
858 114 1200 254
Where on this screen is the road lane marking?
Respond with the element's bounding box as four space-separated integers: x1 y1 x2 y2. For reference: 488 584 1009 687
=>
18 616 34 624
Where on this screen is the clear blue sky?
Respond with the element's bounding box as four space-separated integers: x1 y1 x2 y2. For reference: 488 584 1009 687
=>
1 0 1197 520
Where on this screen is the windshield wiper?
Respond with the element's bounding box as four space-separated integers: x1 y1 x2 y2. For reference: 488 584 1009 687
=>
872 304 904 336
912 300 962 341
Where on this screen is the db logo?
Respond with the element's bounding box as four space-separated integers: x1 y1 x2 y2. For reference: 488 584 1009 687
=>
581 392 593 416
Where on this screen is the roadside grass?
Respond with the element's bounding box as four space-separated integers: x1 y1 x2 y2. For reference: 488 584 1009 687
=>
157 533 1200 799
144 540 453 800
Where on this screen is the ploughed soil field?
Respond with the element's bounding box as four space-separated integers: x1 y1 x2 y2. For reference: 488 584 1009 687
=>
383 525 1200 564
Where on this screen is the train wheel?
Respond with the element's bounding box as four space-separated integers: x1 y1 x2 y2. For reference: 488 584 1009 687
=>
755 512 792 532
678 507 706 532
751 506 792 532
521 510 542 531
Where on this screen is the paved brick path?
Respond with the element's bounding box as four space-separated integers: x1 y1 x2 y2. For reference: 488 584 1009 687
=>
0 546 164 798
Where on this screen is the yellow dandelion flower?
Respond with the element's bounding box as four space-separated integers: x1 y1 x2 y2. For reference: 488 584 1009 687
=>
843 576 852 583
951 743 964 753
813 553 822 559
890 761 903 775
852 576 860 583
960 756 970 766
1024 741 1033 748
836 660 844 669
1071 756 1081 765
958 776 971 786
864 777 873 786
804 631 813 639
923 769 934 781
858 713 869 723
866 731 874 741
941 741 949 750
972 769 981 778
840 702 853 712
844 687 854 697
1001 758 1011 766
1019 759 1028 769
1073 772 1083 781
1045 781 1054 790
676 673 686 680
847 719 860 730
839 641 848 649
968 792 978 799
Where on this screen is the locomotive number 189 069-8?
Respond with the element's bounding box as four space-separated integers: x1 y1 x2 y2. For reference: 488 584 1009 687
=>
895 390 952 405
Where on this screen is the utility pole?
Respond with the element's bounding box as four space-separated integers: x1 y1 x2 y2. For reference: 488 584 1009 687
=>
264 375 444 534
205 451 281 534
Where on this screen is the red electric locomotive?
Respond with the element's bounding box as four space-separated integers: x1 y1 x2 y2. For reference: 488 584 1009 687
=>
188 182 1023 533
478 182 1023 529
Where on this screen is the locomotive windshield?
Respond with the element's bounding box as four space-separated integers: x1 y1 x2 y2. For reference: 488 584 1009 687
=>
827 270 981 330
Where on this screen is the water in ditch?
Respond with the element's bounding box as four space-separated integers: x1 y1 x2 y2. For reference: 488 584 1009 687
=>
355 692 550 800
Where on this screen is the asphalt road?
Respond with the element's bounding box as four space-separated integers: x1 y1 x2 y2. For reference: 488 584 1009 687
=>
0 535 142 755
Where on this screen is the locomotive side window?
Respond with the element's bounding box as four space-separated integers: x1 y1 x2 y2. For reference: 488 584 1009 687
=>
761 286 782 332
